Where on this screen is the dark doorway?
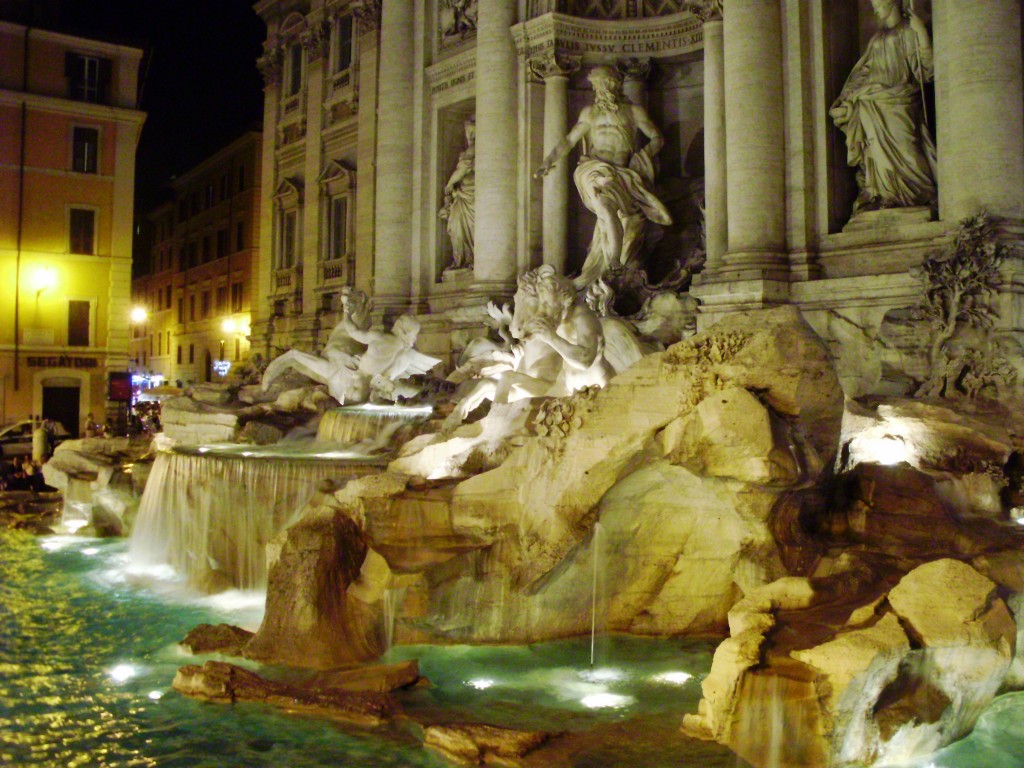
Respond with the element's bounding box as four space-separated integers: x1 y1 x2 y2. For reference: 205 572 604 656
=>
43 386 80 436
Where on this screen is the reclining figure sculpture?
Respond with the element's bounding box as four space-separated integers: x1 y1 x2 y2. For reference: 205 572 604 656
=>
261 288 441 405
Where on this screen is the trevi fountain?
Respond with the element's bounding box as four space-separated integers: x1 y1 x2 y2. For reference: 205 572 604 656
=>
5 1 1024 767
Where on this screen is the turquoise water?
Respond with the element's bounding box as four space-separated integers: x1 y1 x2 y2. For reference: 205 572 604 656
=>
0 531 735 767
3 530 1022 768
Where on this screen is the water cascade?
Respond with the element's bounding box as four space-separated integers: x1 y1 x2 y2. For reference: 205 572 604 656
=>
129 450 381 591
316 404 433 448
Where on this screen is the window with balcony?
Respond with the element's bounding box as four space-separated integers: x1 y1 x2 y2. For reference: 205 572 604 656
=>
286 42 303 96
280 211 297 269
334 15 354 74
216 286 228 312
318 161 355 283
68 300 91 346
231 282 243 312
72 127 98 173
69 208 96 254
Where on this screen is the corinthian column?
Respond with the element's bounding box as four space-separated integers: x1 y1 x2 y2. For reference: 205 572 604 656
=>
474 0 519 287
933 0 1024 222
722 0 786 277
689 0 726 273
374 0 414 310
530 53 580 276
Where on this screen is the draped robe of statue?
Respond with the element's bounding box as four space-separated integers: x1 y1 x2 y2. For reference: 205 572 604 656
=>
830 16 937 215
442 149 475 269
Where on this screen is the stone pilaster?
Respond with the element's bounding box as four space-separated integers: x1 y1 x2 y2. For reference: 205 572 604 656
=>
373 0 415 311
474 0 519 289
721 0 786 278
530 53 580 277
691 0 726 274
301 17 327 342
934 0 1024 223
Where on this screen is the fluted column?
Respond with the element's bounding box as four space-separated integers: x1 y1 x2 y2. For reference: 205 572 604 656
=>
934 0 1024 222
474 0 518 287
530 53 580 276
373 0 414 309
722 0 786 275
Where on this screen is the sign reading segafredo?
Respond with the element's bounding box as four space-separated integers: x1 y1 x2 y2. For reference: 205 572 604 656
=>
512 11 703 62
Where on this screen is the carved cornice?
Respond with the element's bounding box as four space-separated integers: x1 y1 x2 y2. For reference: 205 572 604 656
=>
257 45 283 87
687 0 723 23
528 52 582 81
350 0 382 33
512 13 703 61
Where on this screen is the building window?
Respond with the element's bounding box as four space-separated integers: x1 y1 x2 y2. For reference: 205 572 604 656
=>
177 297 184 323
189 295 196 321
202 235 212 263
68 300 90 346
220 174 229 201
201 291 211 318
335 15 354 73
65 53 110 103
327 196 348 261
165 285 172 308
236 221 245 251
205 183 215 209
69 208 96 254
231 282 243 312
237 165 246 192
216 285 228 312
72 127 98 173
189 344 194 364
188 242 198 268
177 345 182 364
279 210 297 268
286 43 303 96
217 229 228 259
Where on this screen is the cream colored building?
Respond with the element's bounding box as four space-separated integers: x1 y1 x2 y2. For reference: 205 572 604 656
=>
0 20 145 434
131 131 262 388
252 0 1023 398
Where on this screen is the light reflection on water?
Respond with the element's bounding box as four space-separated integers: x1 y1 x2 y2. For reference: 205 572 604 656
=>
3 530 1022 768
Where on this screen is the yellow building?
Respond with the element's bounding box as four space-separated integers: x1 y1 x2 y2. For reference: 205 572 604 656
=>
0 20 145 435
130 131 262 388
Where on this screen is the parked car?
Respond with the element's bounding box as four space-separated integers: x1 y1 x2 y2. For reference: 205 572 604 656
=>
0 420 71 459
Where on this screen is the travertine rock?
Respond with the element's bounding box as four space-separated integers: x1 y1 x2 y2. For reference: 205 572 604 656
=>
179 623 254 656
173 660 397 726
422 723 554 765
308 660 421 693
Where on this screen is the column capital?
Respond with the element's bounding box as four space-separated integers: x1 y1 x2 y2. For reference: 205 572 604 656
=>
616 57 652 83
687 0 723 23
350 0 382 34
300 20 331 61
528 53 581 81
257 45 283 88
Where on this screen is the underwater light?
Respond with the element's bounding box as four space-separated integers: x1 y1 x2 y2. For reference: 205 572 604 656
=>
652 671 693 685
467 678 495 690
148 690 163 700
108 664 137 683
580 667 624 683
581 693 634 709
81 547 99 556
63 519 89 533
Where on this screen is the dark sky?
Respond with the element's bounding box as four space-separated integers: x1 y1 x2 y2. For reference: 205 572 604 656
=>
56 0 267 210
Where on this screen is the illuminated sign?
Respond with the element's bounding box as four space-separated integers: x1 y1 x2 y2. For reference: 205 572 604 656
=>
26 355 97 368
212 360 232 377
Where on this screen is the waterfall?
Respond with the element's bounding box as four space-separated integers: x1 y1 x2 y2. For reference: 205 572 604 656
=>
317 405 431 448
129 451 378 592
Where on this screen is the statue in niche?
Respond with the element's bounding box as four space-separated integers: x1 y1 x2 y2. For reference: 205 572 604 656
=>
445 266 613 427
439 117 475 270
829 0 937 217
261 288 441 405
535 65 673 289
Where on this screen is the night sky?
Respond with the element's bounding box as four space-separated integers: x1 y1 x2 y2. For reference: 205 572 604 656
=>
55 0 267 210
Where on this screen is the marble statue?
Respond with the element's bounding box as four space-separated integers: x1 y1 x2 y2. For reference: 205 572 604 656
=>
447 265 613 425
441 0 476 39
262 289 440 405
829 0 937 216
439 117 475 269
535 65 672 289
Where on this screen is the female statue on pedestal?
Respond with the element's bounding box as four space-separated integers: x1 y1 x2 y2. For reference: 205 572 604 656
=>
830 0 937 216
439 117 475 270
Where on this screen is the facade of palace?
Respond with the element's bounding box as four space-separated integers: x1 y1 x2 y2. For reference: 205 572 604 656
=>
252 0 1024 398
0 20 145 435
131 132 262 388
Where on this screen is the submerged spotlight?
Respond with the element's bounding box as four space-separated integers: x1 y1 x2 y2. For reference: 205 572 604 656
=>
581 692 634 709
108 664 137 683
652 671 693 685
467 678 495 690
